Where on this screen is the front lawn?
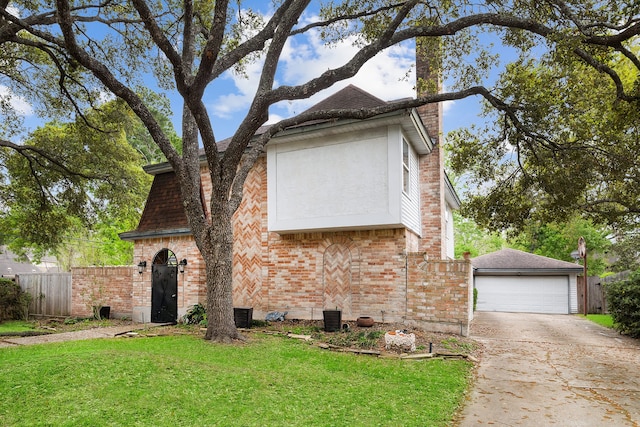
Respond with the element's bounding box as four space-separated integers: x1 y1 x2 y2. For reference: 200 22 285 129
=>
0 333 472 426
585 314 614 328
0 320 36 334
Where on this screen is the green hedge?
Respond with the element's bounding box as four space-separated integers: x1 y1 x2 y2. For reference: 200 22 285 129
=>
605 272 640 338
0 278 32 321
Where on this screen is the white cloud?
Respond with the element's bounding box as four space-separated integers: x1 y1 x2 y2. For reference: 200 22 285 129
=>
0 85 33 116
207 48 269 120
97 90 116 105
441 84 455 116
206 10 462 137
7 5 20 17
275 31 418 116
209 34 416 119
266 112 285 125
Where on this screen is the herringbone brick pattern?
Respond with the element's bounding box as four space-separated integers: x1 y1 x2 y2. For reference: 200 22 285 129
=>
232 160 265 308
322 243 352 316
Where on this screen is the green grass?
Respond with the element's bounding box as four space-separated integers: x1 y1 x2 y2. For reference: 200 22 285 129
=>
0 320 36 334
0 333 472 426
585 314 614 328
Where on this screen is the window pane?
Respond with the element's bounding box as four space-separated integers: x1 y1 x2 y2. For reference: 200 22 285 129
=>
402 139 409 166
402 139 409 194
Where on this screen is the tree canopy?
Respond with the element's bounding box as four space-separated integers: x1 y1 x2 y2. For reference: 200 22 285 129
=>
0 98 180 266
509 217 611 276
448 39 639 234
1 0 639 341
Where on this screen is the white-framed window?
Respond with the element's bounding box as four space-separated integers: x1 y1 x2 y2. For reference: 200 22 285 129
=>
402 138 410 194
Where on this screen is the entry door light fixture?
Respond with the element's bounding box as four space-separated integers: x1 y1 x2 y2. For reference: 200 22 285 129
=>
137 261 147 275
178 259 187 273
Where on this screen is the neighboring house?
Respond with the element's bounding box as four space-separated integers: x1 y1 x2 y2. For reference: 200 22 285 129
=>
116 55 473 334
0 245 60 278
472 248 583 314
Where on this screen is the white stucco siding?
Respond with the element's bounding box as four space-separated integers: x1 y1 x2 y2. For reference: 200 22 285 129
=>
275 138 388 218
268 128 403 233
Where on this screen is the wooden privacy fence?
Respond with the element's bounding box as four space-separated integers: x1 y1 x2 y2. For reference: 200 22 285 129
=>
17 273 72 317
579 271 630 314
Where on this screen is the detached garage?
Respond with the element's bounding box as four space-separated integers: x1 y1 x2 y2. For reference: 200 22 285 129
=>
472 249 583 314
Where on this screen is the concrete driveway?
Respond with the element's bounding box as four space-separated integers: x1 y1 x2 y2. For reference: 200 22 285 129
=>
456 312 640 426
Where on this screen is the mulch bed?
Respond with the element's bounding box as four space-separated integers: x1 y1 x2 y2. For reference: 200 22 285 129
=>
8 317 482 359
248 319 481 358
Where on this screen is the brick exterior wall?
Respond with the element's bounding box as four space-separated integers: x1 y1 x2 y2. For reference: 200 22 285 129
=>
131 235 206 323
124 155 472 335
418 144 447 259
71 266 134 318
416 38 447 260
264 229 408 322
405 253 473 335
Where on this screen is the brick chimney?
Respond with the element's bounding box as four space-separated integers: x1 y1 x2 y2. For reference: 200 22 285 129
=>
415 37 443 143
416 37 447 259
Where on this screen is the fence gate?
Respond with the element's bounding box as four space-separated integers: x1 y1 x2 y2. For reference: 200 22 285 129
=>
583 272 630 314
17 273 72 317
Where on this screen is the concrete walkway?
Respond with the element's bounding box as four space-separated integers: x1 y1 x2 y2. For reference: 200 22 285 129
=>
456 312 640 426
0 324 158 348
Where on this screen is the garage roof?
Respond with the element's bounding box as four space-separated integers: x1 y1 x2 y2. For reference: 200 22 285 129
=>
472 248 584 275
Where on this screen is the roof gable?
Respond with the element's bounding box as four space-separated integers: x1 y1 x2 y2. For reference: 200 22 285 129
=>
472 248 583 272
143 85 430 176
302 85 387 112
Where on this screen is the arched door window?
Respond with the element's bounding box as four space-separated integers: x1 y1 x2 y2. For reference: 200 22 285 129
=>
151 248 178 323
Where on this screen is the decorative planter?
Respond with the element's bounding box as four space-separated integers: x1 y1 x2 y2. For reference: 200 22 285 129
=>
323 310 342 332
356 316 374 327
233 307 253 328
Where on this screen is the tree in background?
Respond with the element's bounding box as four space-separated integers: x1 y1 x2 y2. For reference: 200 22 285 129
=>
2 1 638 341
449 42 639 234
609 233 640 273
454 213 505 259
0 99 179 268
509 217 611 276
453 212 613 277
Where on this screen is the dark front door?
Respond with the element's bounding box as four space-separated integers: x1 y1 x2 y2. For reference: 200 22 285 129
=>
151 264 178 323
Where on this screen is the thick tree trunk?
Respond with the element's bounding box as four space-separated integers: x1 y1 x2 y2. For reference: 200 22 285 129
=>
203 203 240 342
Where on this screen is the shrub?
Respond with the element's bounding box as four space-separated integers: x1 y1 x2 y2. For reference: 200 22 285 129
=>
0 278 32 321
182 303 207 325
605 272 640 338
473 288 478 311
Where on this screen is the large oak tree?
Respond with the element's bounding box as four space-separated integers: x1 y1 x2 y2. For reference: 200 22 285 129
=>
1 0 638 341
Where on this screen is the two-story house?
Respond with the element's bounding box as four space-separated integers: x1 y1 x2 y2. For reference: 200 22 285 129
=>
115 55 473 334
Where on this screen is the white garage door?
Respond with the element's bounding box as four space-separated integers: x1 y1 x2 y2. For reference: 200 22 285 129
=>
475 276 569 314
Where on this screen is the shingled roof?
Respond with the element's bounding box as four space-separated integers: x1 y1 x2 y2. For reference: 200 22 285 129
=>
144 85 413 176
472 248 583 273
215 85 389 147
120 172 199 240
302 85 387 112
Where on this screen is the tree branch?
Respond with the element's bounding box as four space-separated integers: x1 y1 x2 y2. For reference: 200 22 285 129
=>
0 138 106 180
55 0 180 171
